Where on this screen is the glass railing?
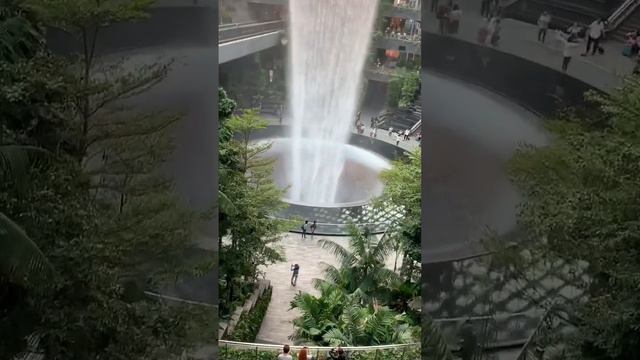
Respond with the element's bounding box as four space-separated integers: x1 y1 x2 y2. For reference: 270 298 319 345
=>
219 340 420 360
219 21 285 43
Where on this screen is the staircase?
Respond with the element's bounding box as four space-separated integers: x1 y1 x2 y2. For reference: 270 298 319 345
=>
377 104 422 132
505 0 623 29
609 1 640 42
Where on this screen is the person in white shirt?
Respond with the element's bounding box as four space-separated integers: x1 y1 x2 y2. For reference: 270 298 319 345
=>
557 31 582 71
404 128 410 140
582 18 605 56
537 11 551 43
278 345 293 360
448 4 462 35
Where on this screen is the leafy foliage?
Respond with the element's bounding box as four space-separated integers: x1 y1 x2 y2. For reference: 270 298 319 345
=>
379 150 421 264
0 0 43 63
218 105 289 316
505 75 640 359
225 287 273 342
291 283 416 346
292 227 419 346
388 68 421 109
315 226 399 303
0 0 214 358
219 345 420 360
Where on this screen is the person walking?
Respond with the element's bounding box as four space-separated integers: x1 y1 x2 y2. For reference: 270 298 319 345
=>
290 264 300 286
404 128 410 140
301 220 308 239
395 132 401 146
557 31 581 72
537 11 551 43
388 126 394 136
582 18 605 56
278 345 293 360
448 4 462 35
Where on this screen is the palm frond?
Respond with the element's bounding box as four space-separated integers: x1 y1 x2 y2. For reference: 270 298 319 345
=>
0 212 56 287
318 238 352 265
422 313 455 360
0 145 49 186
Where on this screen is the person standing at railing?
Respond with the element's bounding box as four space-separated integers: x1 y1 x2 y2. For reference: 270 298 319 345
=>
278 345 293 360
310 220 317 236
297 347 308 360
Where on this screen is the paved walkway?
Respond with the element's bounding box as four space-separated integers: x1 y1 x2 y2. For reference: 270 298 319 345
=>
255 233 399 344
255 114 416 345
424 0 635 91
263 114 422 152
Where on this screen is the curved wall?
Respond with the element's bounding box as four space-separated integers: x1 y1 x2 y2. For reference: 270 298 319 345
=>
421 31 599 117
419 32 602 351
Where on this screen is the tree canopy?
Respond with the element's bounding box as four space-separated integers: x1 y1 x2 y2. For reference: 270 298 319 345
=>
506 76 640 359
1 1 215 358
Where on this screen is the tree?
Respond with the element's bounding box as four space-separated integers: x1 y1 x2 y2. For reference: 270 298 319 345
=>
505 75 640 359
379 149 421 267
388 68 421 109
315 225 400 304
218 108 289 315
0 1 215 358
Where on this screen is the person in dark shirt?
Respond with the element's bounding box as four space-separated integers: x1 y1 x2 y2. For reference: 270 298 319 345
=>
290 264 300 286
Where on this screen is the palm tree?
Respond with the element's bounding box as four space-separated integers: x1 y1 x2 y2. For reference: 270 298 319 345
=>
314 225 400 303
0 145 56 287
290 284 417 346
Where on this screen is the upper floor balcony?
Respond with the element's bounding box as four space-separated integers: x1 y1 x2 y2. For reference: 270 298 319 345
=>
383 0 421 20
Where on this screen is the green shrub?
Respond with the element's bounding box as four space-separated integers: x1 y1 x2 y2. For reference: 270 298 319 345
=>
225 286 273 342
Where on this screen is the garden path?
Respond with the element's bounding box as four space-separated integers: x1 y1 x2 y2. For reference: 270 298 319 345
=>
255 233 398 345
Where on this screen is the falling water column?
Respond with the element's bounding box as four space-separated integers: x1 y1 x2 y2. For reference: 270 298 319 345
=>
287 0 378 205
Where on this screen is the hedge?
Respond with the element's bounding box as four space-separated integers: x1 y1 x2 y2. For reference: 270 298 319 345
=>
225 286 273 342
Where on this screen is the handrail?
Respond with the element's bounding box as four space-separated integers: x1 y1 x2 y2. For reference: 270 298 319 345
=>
219 20 283 30
409 119 421 134
219 340 419 351
515 308 553 360
607 0 640 30
219 21 285 43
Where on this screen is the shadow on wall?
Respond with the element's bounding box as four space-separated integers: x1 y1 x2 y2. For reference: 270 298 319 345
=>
421 31 600 117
